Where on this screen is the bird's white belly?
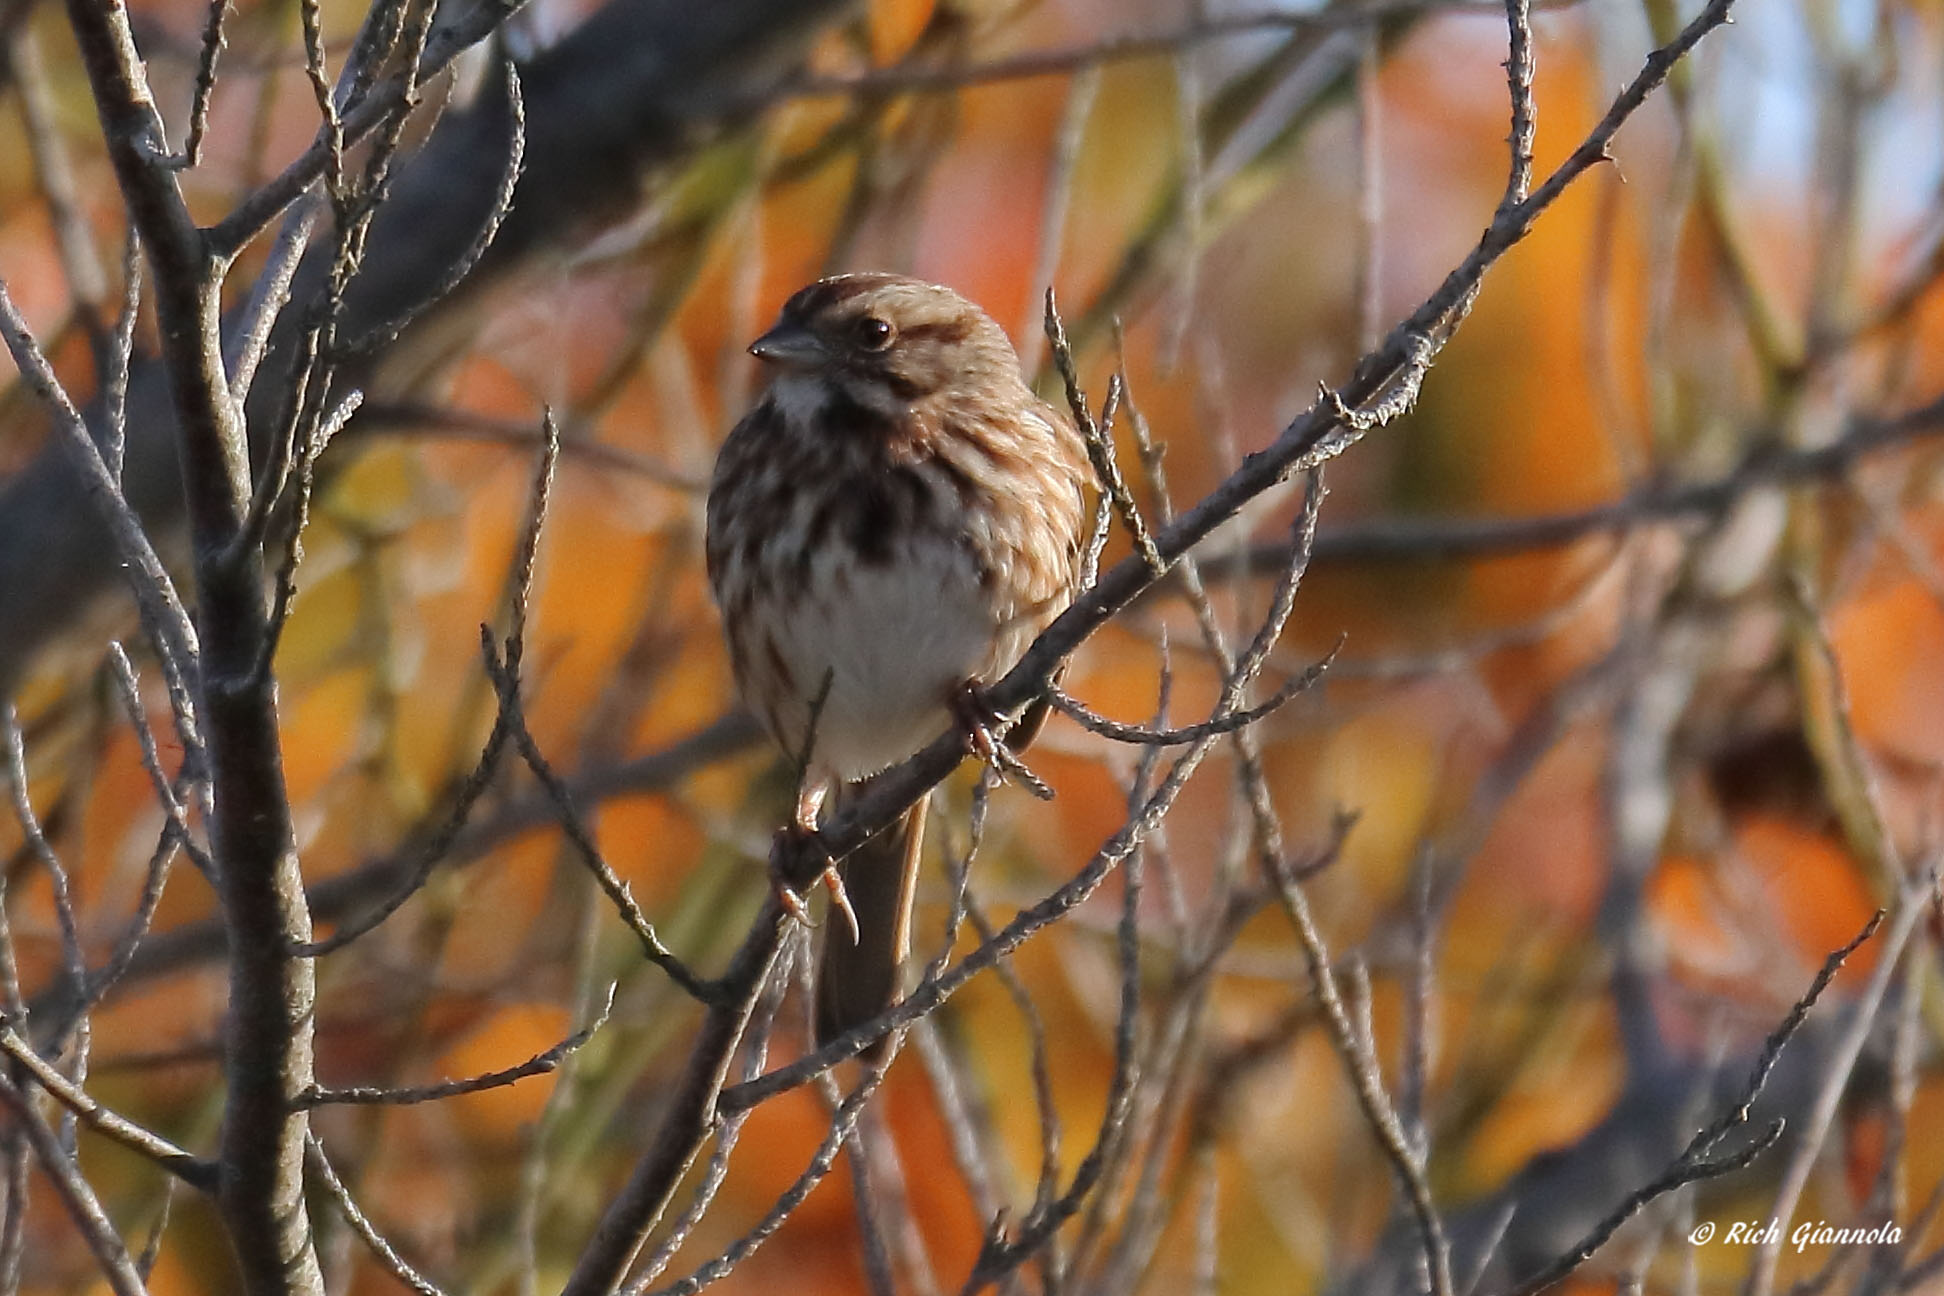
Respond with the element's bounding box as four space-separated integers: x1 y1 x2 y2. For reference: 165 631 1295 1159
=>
773 542 995 780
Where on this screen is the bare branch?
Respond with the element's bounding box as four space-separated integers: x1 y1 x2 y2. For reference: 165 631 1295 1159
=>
778 0 1534 102
300 984 615 1107
180 0 229 167
1207 393 1944 572
207 0 531 257
1046 301 1163 576
347 59 527 353
1498 0 1537 214
8 27 108 337
0 279 199 676
2 708 86 1016
619 942 797 1295
1045 646 1332 746
103 231 141 482
646 1059 894 1296
1501 910 1889 1296
226 198 321 410
0 1023 217 1192
0 1077 148 1296
306 1133 446 1296
1744 884 1930 1296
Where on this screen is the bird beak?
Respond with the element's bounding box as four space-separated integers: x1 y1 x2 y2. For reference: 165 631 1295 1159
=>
748 321 828 370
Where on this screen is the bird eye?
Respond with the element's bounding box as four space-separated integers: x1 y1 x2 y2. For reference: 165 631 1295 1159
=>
854 316 894 350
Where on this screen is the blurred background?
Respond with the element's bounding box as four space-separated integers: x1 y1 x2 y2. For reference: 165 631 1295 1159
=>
3 0 1943 1291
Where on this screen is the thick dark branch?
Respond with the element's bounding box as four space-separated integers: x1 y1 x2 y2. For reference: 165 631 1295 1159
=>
63 0 323 1285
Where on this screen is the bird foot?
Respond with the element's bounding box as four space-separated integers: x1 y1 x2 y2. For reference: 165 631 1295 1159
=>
951 683 1054 800
769 824 860 943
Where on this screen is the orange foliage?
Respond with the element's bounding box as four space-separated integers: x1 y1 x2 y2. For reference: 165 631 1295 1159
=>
1729 816 1880 977
868 0 937 65
1831 577 1944 765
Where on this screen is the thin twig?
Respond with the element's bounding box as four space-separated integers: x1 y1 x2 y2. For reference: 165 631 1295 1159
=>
0 1128 26 1294
300 984 614 1107
207 0 530 257
776 0 1526 102
103 230 140 482
180 0 230 167
346 58 527 354
1498 0 1537 216
1018 66 1099 371
253 388 364 679
306 1132 446 1296
483 640 714 1002
1501 911 1888 1296
67 646 208 1026
1046 299 1164 576
227 197 321 412
618 940 798 1295
8 26 107 341
1744 883 1930 1296
1257 483 1453 1296
0 1077 147 1296
1 708 86 1016
1044 647 1332 746
647 1058 895 1296
0 1023 217 1191
0 279 200 677
1201 393 1944 573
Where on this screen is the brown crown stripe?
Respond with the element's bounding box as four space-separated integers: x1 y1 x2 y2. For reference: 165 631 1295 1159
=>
785 273 905 318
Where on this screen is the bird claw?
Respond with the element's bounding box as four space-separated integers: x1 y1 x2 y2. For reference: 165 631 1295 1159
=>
953 684 1007 764
769 825 860 943
820 864 861 945
951 683 1054 801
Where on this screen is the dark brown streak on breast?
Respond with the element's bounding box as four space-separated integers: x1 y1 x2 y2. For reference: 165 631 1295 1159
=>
847 466 931 566
824 385 901 441
848 477 898 565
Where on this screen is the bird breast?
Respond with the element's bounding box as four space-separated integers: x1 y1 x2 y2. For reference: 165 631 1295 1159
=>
708 388 1085 783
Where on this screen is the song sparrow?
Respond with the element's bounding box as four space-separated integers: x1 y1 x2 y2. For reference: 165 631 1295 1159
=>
706 273 1092 1049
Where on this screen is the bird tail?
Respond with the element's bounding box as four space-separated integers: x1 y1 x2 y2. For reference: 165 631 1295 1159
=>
816 794 925 1057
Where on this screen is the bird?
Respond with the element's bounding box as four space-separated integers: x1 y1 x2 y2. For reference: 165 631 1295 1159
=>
705 272 1092 1052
